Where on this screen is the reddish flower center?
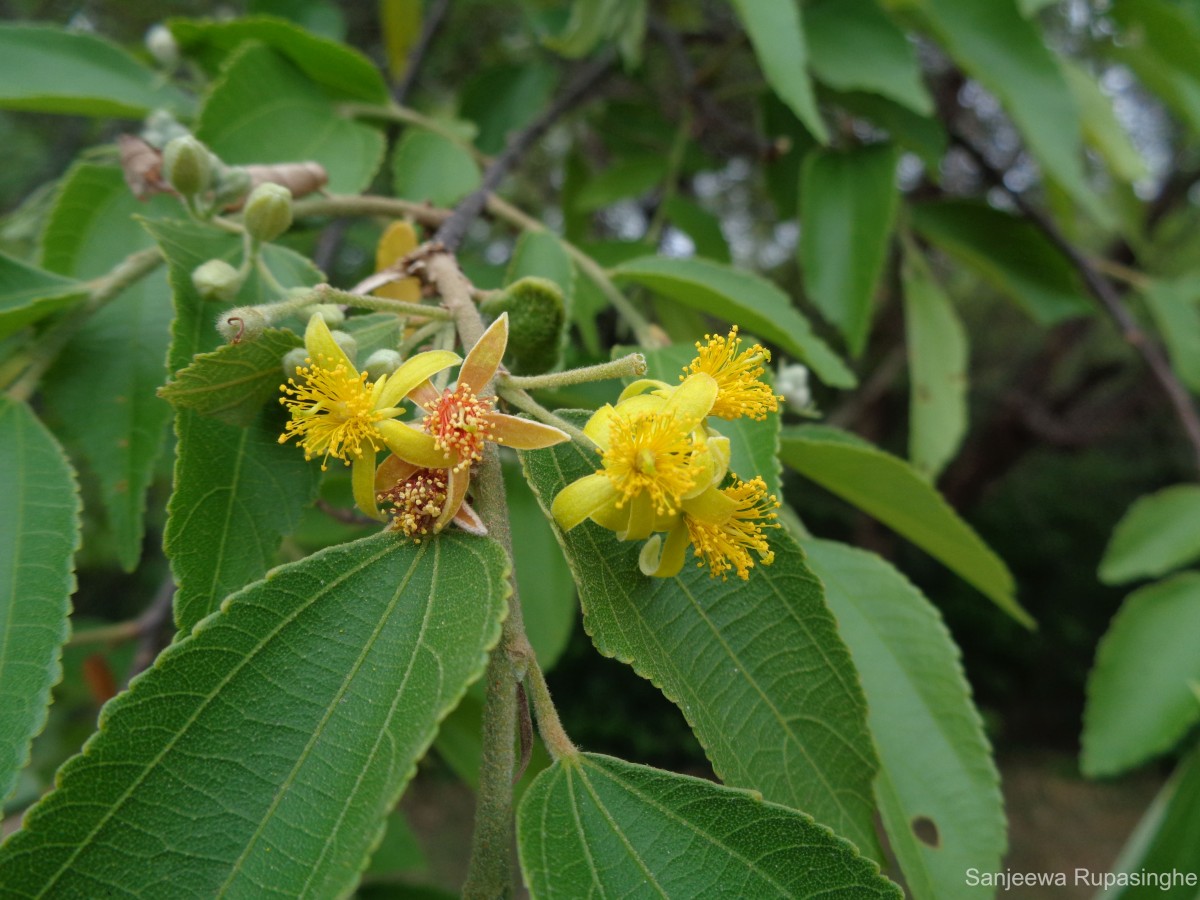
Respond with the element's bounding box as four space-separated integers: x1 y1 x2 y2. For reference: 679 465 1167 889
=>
423 384 496 471
377 469 449 541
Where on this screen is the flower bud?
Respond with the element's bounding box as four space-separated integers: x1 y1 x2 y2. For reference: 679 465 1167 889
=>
144 24 179 67
363 349 403 381
305 303 345 328
282 347 309 379
776 362 811 409
216 307 266 344
243 183 293 243
162 136 213 198
479 276 565 375
191 259 243 302
329 330 358 363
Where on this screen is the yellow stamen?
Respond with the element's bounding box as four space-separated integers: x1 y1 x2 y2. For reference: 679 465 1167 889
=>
423 384 497 472
279 359 385 469
601 412 703 516
377 468 448 542
684 327 782 421
685 476 779 580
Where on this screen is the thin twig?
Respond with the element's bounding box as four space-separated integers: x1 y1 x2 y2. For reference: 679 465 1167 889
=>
435 51 618 252
392 0 453 106
953 133 1200 474
294 194 450 229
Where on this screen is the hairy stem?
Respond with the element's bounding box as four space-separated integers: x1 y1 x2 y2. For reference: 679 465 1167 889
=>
309 284 454 319
500 352 646 390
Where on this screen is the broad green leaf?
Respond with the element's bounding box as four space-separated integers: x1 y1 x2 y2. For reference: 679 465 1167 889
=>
169 15 387 101
626 343 782 499
159 327 303 427
1063 61 1148 184
917 0 1107 224
39 165 177 571
504 460 577 671
910 200 1092 324
1099 485 1200 585
729 0 829 143
0 398 79 803
248 0 346 41
1082 573 1200 777
801 540 1005 900
800 144 900 356
832 91 947 174
0 531 508 897
520 423 882 858
610 256 857 389
0 250 84 340
1017 0 1058 14
806 0 933 115
571 157 668 213
145 216 323 632
780 425 1030 627
760 92 819 217
1103 747 1200 899
518 753 900 898
506 231 575 303
461 62 557 156
1141 276 1200 395
391 128 481 209
661 196 731 263
902 242 969 479
196 43 386 194
0 24 190 118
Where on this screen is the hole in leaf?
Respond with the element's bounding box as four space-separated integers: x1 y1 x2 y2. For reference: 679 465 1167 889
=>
912 815 940 848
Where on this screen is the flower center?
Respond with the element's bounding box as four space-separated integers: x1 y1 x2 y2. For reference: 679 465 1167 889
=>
685 327 781 421
423 384 496 471
685 476 779 580
377 469 448 541
279 361 385 469
601 412 701 515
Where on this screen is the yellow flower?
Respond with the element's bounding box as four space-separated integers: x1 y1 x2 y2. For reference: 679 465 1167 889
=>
377 312 569 536
684 327 782 421
279 312 459 521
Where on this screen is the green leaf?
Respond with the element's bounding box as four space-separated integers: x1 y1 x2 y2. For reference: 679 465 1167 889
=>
0 531 508 896
504 460 577 671
518 753 900 898
506 231 575 303
196 43 386 194
1108 0 1200 136
144 216 323 633
832 91 947 174
343 312 402 358
916 0 1108 224
780 426 1030 627
800 144 900 356
806 0 933 115
0 250 85 341
0 397 79 803
902 241 969 479
660 196 731 263
910 200 1092 324
729 0 829 143
610 256 857 389
1063 61 1148 184
391 128 481 209
801 540 1005 900
159 327 302 427
1099 485 1200 585
1102 746 1200 899
39 165 177 572
169 15 387 101
520 423 883 858
0 24 191 118
461 62 557 156
627 343 782 499
544 0 647 66
1141 276 1200 395
1082 573 1200 777
571 157 669 212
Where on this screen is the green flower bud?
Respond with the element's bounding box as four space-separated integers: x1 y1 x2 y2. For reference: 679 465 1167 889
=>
480 276 566 375
305 303 345 328
191 259 244 302
282 347 309 380
162 136 213 198
363 349 403 381
216 307 266 344
243 183 293 243
144 24 179 68
329 330 358 363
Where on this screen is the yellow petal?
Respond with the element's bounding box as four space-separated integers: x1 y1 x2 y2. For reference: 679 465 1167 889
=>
459 312 508 392
706 434 731 486
662 372 718 431
682 484 738 524
375 419 452 468
591 498 630 532
552 472 618 531
620 492 655 541
583 404 617 451
305 312 354 370
618 378 670 403
373 220 422 302
376 349 461 409
485 412 569 449
638 518 689 578
353 454 385 521
435 465 469 532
